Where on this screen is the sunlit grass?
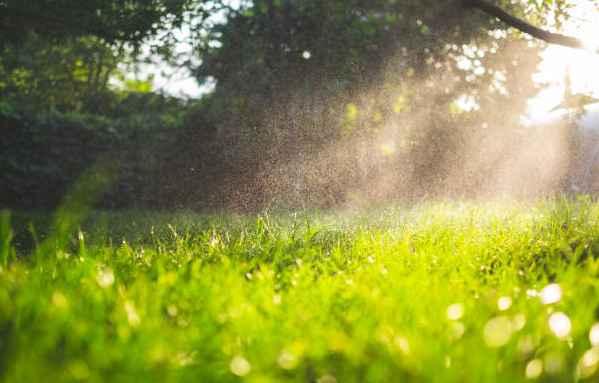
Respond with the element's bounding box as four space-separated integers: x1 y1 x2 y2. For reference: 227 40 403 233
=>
3 197 599 381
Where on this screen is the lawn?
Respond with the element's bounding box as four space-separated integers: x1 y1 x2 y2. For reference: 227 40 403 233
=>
3 197 599 382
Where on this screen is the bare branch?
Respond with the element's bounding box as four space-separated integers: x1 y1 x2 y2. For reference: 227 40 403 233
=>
462 0 599 54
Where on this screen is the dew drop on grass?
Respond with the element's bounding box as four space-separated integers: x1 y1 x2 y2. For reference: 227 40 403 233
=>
230 356 251 376
124 300 141 327
540 284 562 305
525 358 543 379
450 322 465 339
577 348 599 379
95 264 114 288
445 303 465 320
511 314 526 331
498 296 512 311
548 312 571 339
589 323 599 345
394 336 410 354
446 303 465 320
52 291 68 309
483 316 512 347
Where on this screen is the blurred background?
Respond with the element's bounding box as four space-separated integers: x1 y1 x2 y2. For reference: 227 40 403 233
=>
1 0 599 212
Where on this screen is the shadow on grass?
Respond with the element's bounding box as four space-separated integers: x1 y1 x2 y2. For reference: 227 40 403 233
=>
1 155 120 260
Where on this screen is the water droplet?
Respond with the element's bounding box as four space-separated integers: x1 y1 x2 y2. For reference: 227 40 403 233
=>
95 264 114 288
589 323 599 346
124 300 141 327
394 336 410 354
450 322 465 338
548 312 571 339
446 303 465 320
52 291 68 309
230 356 251 376
540 284 562 305
577 348 599 379
498 296 513 311
525 359 543 379
511 314 526 331
483 316 512 347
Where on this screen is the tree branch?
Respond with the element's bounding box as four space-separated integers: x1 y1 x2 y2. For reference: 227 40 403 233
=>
462 0 599 54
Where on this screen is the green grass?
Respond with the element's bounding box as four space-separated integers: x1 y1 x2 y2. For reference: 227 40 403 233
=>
3 197 599 382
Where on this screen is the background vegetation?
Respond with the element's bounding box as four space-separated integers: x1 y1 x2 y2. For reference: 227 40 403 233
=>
0 0 577 211
4 1 599 382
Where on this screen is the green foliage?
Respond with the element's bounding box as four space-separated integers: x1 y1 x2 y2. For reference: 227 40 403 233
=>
0 108 186 210
1 0 597 211
0 210 14 267
0 0 197 47
4 199 599 381
0 34 120 115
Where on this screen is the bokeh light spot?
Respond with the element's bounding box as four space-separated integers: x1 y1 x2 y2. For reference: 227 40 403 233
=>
589 322 599 346
230 356 251 376
483 316 512 347
446 303 465 320
498 296 513 311
540 284 562 305
95 264 115 288
548 312 571 339
525 358 543 379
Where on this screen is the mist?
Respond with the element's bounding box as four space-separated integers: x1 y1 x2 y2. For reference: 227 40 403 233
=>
3 0 599 213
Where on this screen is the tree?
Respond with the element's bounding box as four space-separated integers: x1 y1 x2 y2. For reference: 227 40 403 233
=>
0 0 213 114
0 0 197 48
0 34 121 114
184 0 558 205
463 0 599 53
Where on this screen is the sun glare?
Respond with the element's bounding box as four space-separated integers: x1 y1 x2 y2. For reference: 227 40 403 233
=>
579 18 599 51
527 0 599 121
